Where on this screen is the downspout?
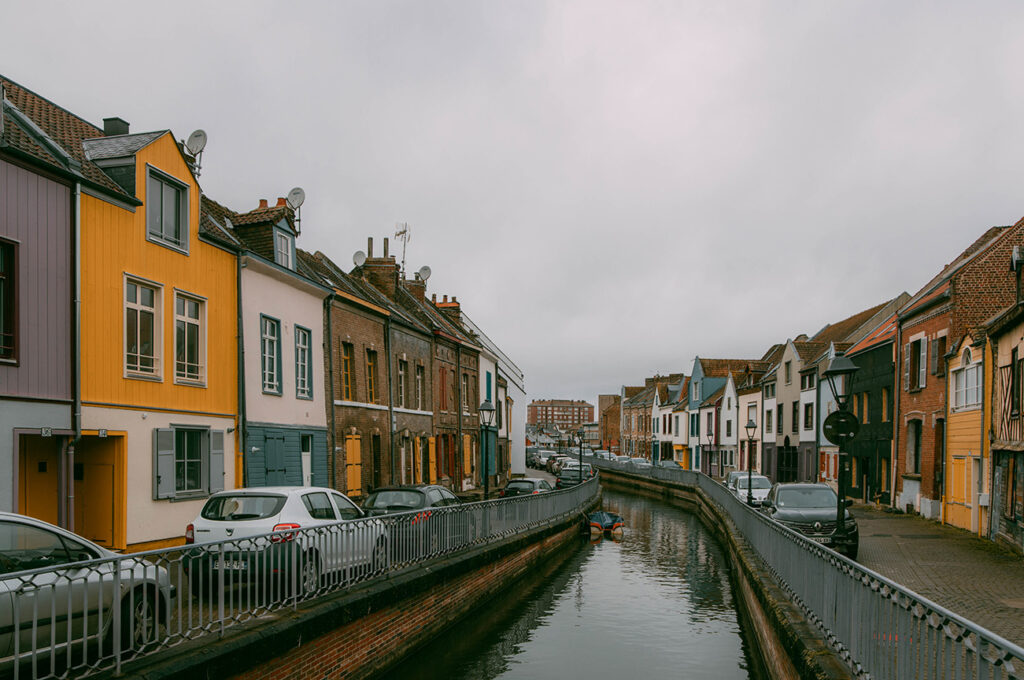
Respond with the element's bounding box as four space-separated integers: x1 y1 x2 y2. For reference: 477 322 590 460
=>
892 326 901 508
68 181 81 532
236 254 247 487
385 315 396 485
325 297 336 489
456 344 463 489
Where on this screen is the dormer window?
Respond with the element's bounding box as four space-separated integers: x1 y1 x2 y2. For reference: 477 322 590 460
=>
146 166 188 252
274 228 294 269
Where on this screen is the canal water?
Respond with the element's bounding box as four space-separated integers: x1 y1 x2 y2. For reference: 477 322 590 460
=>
387 488 765 680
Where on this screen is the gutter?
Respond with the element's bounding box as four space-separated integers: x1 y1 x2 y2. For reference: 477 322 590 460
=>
456 344 463 489
891 326 901 508
326 297 336 489
386 315 396 485
236 254 247 487
68 181 81 532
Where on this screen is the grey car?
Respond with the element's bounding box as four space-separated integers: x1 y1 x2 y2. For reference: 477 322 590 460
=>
0 512 175 668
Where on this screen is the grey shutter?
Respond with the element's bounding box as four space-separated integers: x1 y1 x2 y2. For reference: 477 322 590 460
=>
930 340 939 375
919 341 927 389
153 428 176 499
903 343 911 391
209 430 225 493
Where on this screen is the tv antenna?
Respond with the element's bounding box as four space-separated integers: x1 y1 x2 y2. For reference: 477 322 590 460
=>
185 129 207 177
287 187 306 235
394 223 411 275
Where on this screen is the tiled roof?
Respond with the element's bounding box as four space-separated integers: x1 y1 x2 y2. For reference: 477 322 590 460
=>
623 386 645 400
811 300 889 345
82 131 165 160
698 358 758 378
198 195 242 247
793 341 828 364
847 314 899 355
232 205 292 227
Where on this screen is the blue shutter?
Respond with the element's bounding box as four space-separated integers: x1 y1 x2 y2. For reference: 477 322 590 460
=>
209 430 225 493
486 372 492 401
153 428 175 499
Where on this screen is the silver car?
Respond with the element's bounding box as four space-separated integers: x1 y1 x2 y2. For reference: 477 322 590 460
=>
0 513 174 669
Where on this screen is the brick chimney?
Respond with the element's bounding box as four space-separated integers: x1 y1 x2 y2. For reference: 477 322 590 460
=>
402 272 427 302
103 117 129 136
361 236 398 298
276 197 287 207
436 294 462 326
258 199 268 209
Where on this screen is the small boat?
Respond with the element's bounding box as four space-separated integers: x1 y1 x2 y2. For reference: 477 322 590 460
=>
588 511 624 535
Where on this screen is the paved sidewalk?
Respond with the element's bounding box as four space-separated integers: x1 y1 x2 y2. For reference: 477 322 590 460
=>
854 505 1024 648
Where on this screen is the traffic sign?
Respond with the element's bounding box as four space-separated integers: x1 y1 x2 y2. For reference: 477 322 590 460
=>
823 410 859 442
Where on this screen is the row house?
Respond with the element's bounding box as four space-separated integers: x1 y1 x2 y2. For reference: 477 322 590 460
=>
652 377 684 463
0 77 239 550
620 384 650 456
733 363 771 476
688 358 757 474
698 385 723 476
671 381 690 466
597 394 621 453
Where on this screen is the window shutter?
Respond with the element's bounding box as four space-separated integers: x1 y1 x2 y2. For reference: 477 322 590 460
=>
903 343 911 391
153 428 175 499
930 339 939 375
209 430 225 493
936 337 947 376
919 341 927 389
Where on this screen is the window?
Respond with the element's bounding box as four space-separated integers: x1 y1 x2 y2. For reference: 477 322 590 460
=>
726 420 732 437
777 405 783 434
416 366 424 409
126 279 159 376
861 393 869 423
462 373 469 412
906 338 927 391
154 428 223 499
174 293 204 383
146 168 188 250
764 383 775 398
274 228 294 269
397 360 408 408
706 412 713 436
302 492 336 520
175 429 203 492
784 361 792 384
727 397 731 409
366 350 378 403
439 367 448 412
881 387 889 422
341 343 354 400
295 326 312 399
801 373 815 390
0 240 15 360
675 415 680 434
907 419 922 474
1012 348 1021 415
803 403 814 430
931 336 947 376
260 316 281 394
952 349 982 410
792 402 799 433
765 409 773 433
747 404 757 428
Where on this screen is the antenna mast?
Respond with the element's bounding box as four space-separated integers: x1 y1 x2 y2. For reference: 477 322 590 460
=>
394 223 411 276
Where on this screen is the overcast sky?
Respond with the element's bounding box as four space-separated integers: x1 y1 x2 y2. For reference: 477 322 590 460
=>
5 1 1024 406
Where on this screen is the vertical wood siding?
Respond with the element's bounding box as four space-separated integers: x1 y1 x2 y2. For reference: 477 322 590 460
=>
0 159 72 400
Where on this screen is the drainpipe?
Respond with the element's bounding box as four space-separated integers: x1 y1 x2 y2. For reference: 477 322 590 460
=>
385 315 396 485
892 326 901 509
456 344 463 490
236 254 247 487
67 181 81 532
325 297 336 489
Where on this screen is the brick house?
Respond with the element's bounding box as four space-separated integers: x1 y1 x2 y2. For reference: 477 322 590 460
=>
894 223 1024 519
597 394 621 452
619 385 645 456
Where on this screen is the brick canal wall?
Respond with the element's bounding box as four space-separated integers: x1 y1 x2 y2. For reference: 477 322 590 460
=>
598 470 853 680
124 498 597 680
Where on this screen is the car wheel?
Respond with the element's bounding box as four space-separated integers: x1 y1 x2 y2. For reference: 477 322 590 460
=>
116 587 162 652
297 552 321 597
372 538 388 572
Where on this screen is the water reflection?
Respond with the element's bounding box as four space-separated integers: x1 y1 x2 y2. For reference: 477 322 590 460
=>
384 488 763 680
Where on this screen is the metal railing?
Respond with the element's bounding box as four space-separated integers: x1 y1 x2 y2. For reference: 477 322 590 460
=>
1 478 597 680
592 456 1024 679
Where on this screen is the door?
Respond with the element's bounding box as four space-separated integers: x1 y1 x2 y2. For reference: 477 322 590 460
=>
265 435 287 486
345 435 362 497
74 437 118 548
19 435 60 526
301 435 313 487
428 437 437 484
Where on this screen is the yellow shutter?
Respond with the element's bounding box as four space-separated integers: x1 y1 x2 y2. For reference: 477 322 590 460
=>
428 437 437 484
413 436 421 484
463 434 472 476
345 435 362 497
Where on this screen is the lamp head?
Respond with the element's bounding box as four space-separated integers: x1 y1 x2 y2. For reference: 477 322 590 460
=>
745 418 757 439
479 399 495 427
823 353 860 409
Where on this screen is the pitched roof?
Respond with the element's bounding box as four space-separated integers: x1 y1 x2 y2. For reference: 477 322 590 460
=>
811 300 889 345
792 341 828 364
698 358 758 378
847 314 899 355
761 344 785 364
82 131 165 160
701 385 725 407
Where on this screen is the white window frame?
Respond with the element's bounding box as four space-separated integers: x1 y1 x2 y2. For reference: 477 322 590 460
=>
952 349 982 411
145 165 189 253
274 227 294 269
261 315 281 394
174 291 206 385
416 365 424 409
397 360 407 408
125 276 162 379
295 326 312 399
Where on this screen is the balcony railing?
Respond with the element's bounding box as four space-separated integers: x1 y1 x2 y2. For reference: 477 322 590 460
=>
1 478 598 680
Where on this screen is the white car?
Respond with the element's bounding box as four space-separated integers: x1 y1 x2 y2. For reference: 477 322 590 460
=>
734 474 772 506
185 486 387 598
628 457 652 469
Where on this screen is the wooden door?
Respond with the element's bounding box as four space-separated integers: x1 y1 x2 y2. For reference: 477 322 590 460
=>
345 435 362 497
19 435 60 525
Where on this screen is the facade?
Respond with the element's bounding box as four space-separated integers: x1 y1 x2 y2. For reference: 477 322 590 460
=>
761 368 778 480
527 399 594 429
943 332 990 534
671 378 691 467
719 375 739 476
987 293 1024 553
619 385 645 456
699 388 723 476
771 340 825 483
688 358 758 473
598 394 621 452
894 224 1024 518
737 381 761 475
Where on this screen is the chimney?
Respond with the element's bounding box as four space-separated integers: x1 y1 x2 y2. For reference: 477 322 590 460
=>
103 117 129 136
276 197 287 207
436 294 462 327
368 237 373 257
362 235 399 298
383 238 389 258
258 199 268 209
402 272 427 302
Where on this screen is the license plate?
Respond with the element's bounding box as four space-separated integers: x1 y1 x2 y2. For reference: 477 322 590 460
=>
809 536 831 544
215 559 248 570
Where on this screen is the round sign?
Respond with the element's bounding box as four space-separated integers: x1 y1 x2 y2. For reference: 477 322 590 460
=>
823 410 859 442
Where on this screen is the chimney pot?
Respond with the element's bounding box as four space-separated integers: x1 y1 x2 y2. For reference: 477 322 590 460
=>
383 238 389 258
276 197 287 207
443 295 449 303
432 294 437 303
452 296 457 303
259 199 269 209
103 117 129 136
368 237 374 257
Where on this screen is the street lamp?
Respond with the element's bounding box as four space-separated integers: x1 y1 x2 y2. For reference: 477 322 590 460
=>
576 428 584 479
744 418 757 505
479 399 495 500
823 353 860 533
705 432 713 476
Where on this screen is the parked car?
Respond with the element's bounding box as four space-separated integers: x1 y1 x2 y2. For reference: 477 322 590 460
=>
0 512 175 668
185 486 387 598
612 454 632 463
593 450 612 460
547 455 572 474
499 478 553 496
733 474 772 506
724 470 745 490
628 457 652 470
760 483 859 559
534 453 550 469
361 485 462 516
657 459 681 468
556 465 591 489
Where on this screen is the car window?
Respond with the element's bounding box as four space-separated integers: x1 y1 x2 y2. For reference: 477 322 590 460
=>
365 490 424 510
331 493 363 520
506 481 533 491
440 489 460 505
777 487 836 508
0 522 75 574
202 494 287 520
541 481 552 490
425 488 445 506
302 492 337 520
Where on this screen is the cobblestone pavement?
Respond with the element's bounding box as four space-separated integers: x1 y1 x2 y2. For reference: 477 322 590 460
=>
854 505 1024 648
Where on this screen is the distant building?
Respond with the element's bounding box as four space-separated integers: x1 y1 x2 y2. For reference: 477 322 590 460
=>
527 399 594 429
598 394 621 452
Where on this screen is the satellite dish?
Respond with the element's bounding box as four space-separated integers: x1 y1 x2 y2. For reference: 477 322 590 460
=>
185 129 207 156
417 265 432 281
353 251 367 267
287 187 306 210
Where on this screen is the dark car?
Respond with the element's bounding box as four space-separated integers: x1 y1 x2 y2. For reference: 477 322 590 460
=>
556 463 593 489
361 485 462 517
760 483 858 559
499 478 553 497
361 485 466 559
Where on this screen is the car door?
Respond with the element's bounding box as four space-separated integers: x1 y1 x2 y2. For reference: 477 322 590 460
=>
299 492 339 573
329 493 370 570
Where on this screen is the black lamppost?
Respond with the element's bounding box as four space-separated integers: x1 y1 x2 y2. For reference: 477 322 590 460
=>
823 353 860 533
744 418 757 505
576 428 584 478
705 432 713 476
479 399 495 500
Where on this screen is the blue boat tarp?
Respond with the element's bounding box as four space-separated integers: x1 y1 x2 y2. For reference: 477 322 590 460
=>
588 511 624 533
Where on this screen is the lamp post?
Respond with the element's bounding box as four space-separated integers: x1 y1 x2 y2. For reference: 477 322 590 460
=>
744 418 757 505
479 399 495 500
705 432 713 477
576 428 584 479
823 353 860 533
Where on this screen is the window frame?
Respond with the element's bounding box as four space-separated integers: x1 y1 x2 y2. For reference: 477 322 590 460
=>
341 343 354 400
416 365 424 409
397 359 408 408
260 315 282 395
173 290 206 386
0 238 17 363
295 325 313 400
124 275 162 380
952 348 982 411
273 226 295 270
803 402 814 430
145 165 189 253
366 349 378 403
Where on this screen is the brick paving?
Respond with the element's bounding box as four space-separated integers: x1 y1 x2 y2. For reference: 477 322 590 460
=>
854 504 1024 647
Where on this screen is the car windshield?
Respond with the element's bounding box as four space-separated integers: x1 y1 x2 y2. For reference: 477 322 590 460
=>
365 490 424 509
202 494 287 521
777 487 837 508
507 481 534 491
737 477 771 490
